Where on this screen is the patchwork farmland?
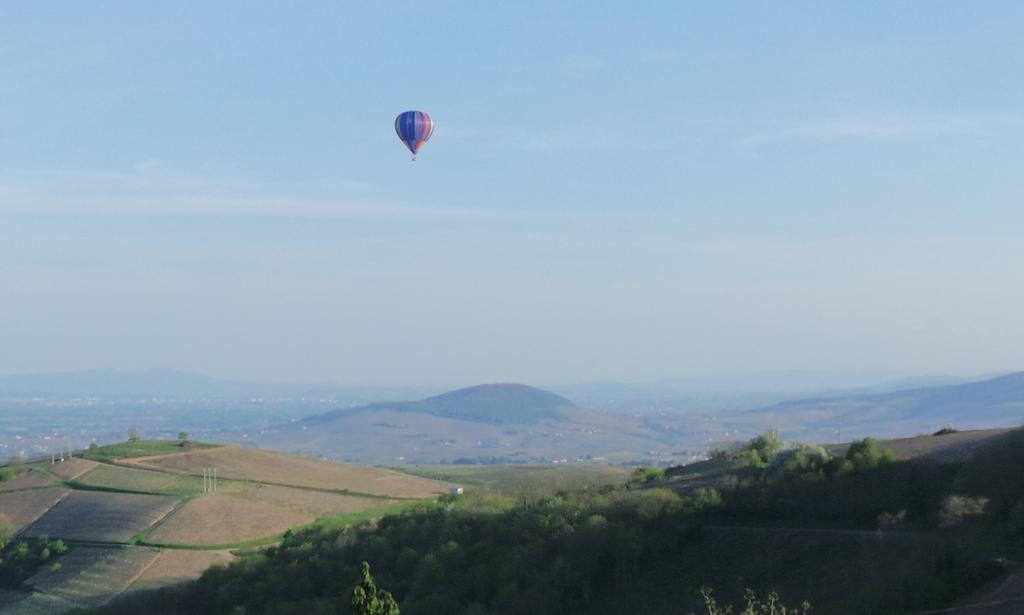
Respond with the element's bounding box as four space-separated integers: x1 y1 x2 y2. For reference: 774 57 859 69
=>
0 440 448 614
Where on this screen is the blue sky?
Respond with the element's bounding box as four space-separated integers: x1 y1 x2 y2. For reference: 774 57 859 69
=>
1 3 1023 385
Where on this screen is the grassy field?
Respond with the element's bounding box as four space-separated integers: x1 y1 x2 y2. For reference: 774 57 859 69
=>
394 463 632 496
72 463 245 496
126 446 446 498
23 490 178 543
127 549 235 592
824 427 1015 463
25 546 161 609
144 494 312 547
82 440 220 463
0 487 69 532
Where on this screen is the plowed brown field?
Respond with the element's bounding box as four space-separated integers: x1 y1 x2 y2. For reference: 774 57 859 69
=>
0 487 69 531
235 483 391 517
48 458 99 480
128 549 235 591
146 494 311 546
126 446 444 497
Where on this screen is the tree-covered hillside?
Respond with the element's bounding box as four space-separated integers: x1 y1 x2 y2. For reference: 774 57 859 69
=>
97 428 1024 615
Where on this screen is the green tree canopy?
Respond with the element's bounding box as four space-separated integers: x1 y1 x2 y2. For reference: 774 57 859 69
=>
352 561 400 615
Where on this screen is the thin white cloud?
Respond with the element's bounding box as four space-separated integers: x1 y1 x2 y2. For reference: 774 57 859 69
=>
735 112 1024 153
0 164 608 226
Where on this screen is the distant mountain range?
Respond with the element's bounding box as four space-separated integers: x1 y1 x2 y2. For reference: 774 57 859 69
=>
262 374 1024 465
736 371 1024 443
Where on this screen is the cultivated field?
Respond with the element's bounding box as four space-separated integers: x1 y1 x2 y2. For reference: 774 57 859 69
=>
0 487 68 532
24 546 160 609
24 491 178 542
127 446 446 497
0 470 56 492
0 441 453 613
127 549 235 592
146 494 311 546
46 458 98 481
234 483 391 517
73 463 244 496
0 589 75 615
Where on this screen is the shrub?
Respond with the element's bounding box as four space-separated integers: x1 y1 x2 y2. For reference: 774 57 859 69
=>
769 445 833 480
629 467 665 485
0 521 11 549
938 495 989 528
840 438 894 473
742 431 784 468
697 586 811 615
878 509 908 530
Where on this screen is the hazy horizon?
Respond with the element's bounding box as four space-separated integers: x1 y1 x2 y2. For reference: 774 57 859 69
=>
3 3 1024 384
0 365 1007 393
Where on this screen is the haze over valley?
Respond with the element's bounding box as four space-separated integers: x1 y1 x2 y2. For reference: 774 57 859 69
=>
3 368 1021 467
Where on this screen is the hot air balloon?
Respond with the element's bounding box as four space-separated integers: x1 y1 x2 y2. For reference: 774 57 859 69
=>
394 110 434 160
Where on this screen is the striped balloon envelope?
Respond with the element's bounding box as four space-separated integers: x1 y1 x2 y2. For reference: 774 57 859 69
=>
394 110 435 160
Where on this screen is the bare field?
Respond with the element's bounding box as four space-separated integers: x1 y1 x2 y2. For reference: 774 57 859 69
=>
47 458 99 481
24 491 178 542
127 446 445 498
0 469 56 492
236 483 391 517
25 546 160 609
74 463 245 496
146 494 311 546
128 549 235 591
0 487 69 533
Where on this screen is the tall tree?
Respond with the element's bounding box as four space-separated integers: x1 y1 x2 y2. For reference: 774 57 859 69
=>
352 562 400 615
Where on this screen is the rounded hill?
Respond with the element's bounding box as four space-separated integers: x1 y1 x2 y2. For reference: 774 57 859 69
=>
407 383 576 424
